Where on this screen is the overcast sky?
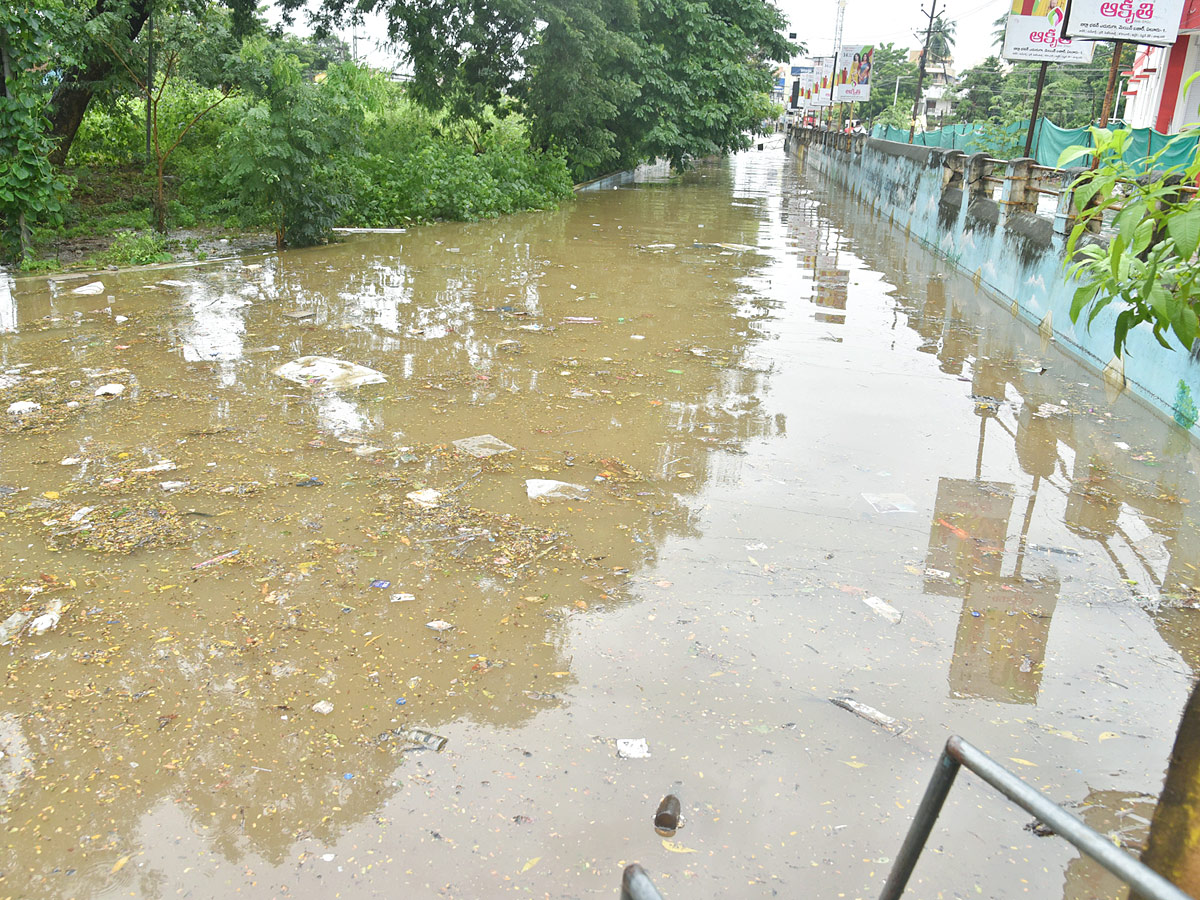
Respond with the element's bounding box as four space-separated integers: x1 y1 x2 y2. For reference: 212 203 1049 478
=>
778 0 1013 71
278 0 1014 78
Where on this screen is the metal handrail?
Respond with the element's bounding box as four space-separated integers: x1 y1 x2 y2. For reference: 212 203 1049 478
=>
881 735 1194 900
618 735 1192 900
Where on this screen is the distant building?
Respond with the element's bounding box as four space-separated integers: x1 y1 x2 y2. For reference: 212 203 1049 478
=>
909 50 959 125
1124 4 1200 133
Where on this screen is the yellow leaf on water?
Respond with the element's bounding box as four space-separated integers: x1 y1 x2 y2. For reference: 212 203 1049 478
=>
1008 757 1038 767
1099 732 1120 741
1043 726 1082 742
521 857 541 873
842 760 866 769
662 839 698 853
43 491 59 500
111 855 131 874
748 556 760 567
551 671 569 677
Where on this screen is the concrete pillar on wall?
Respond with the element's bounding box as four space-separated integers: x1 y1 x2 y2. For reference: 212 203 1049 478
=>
1000 158 1039 222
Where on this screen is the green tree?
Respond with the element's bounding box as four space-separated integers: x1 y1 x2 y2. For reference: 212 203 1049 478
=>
0 3 69 260
631 0 795 170
222 44 371 247
280 0 797 178
928 14 955 75
521 0 642 180
953 55 1004 123
43 0 259 165
99 3 237 231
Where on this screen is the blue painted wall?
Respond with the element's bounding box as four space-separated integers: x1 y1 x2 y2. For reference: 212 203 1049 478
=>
790 130 1200 436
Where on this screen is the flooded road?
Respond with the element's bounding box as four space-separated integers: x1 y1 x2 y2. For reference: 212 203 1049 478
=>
1 148 1199 899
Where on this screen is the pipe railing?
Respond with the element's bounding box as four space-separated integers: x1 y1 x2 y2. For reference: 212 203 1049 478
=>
618 735 1194 900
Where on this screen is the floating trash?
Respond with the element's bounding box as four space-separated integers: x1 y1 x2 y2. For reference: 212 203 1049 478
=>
274 356 386 389
616 738 650 759
830 697 907 734
453 434 516 459
526 479 591 501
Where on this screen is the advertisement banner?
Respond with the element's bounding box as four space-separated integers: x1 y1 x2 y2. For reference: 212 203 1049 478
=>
1062 0 1185 45
833 44 873 102
1003 0 1095 61
808 56 834 107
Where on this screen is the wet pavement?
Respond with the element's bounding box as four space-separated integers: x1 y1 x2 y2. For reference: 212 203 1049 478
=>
0 148 1198 899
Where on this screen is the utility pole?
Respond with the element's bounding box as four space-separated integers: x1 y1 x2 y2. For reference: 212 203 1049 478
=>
831 0 846 129
1097 40 1124 128
908 0 940 144
1023 61 1048 158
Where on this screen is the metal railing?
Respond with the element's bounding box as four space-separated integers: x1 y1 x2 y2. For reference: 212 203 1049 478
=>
618 735 1194 900
882 735 1193 900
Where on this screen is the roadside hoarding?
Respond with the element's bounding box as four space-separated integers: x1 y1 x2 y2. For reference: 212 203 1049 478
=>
1062 0 1185 45
833 44 873 102
1003 0 1095 61
808 56 834 107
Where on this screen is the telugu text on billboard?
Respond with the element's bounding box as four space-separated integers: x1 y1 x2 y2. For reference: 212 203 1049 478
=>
832 45 873 102
1062 0 1184 45
1003 0 1095 61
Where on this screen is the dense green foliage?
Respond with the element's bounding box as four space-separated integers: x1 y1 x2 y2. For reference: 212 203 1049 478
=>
1060 124 1200 359
283 0 796 180
3 0 790 264
0 4 70 259
61 43 574 249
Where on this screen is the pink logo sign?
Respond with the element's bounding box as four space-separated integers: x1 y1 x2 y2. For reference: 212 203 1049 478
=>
1098 0 1155 22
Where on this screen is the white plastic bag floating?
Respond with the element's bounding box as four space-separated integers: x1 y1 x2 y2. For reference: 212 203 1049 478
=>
71 281 105 295
274 356 386 390
526 479 590 501
453 434 516 459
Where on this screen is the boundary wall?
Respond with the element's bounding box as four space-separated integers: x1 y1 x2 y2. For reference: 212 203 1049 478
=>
788 127 1200 435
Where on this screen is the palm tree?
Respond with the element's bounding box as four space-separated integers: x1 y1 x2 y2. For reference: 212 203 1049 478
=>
992 12 1007 49
929 15 956 74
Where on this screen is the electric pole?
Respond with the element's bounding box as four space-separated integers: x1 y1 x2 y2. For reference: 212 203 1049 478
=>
831 0 846 129
909 0 941 144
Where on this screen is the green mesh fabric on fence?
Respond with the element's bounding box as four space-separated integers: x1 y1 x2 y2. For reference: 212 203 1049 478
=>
869 118 1199 170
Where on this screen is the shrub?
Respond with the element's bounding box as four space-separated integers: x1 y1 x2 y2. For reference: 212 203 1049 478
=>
103 230 173 266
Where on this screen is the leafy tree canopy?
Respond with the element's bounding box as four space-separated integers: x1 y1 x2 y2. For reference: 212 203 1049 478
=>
279 0 797 178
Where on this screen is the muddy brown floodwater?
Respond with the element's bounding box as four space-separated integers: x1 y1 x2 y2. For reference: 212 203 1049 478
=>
1 149 1199 899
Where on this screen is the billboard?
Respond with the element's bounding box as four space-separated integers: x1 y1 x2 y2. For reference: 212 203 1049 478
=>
1003 0 1095 61
806 56 834 108
1062 0 1185 45
833 44 873 102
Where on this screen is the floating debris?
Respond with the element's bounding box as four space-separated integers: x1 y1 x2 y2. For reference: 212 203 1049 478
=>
274 356 386 389
863 596 902 624
526 479 591 501
830 698 907 734
453 434 517 459
407 489 442 509
616 738 651 759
